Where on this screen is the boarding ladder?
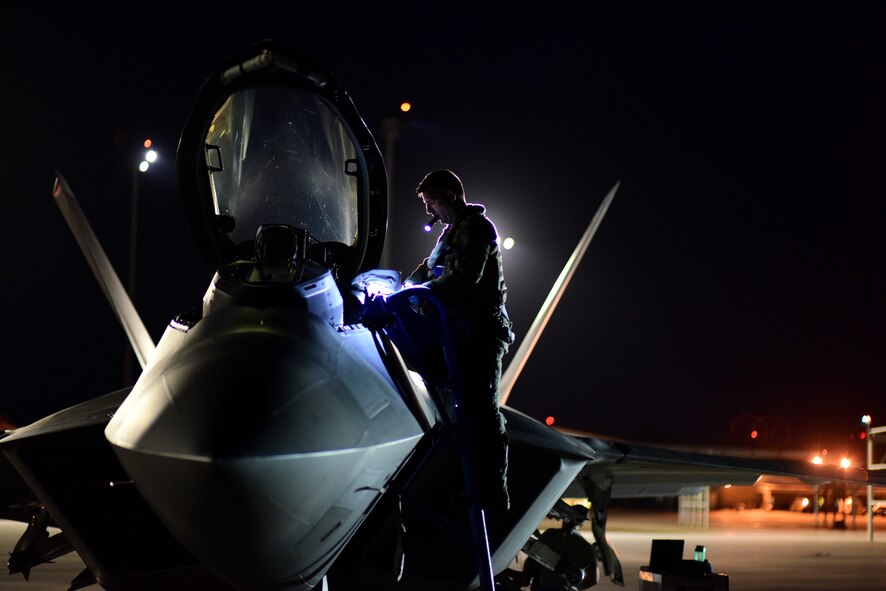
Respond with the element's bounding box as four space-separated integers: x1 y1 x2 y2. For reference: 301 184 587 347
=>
361 286 496 591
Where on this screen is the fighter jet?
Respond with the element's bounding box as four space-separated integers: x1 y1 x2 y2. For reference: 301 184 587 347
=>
3 40 885 591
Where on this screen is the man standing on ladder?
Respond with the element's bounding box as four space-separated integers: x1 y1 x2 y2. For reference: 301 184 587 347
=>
405 169 515 512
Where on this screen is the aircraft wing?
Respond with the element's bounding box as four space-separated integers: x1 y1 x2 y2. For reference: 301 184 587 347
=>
566 434 886 499
51 172 155 369
500 181 619 405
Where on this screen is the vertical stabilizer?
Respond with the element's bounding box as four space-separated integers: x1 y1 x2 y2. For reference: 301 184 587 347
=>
500 181 620 405
51 171 156 369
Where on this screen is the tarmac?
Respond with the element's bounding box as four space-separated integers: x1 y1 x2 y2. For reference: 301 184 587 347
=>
571 507 886 591
2 508 885 590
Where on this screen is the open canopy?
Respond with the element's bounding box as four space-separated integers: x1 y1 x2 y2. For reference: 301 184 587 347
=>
176 40 388 280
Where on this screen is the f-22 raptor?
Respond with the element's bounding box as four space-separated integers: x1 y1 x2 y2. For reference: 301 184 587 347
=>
3 40 884 591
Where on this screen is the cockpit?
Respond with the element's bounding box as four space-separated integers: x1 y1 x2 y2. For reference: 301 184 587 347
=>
176 42 387 283
204 85 361 260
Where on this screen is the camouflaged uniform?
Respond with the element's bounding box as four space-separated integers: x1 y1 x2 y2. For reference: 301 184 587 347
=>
406 203 514 508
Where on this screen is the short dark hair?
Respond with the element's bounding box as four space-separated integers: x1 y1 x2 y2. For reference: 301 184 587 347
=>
416 169 464 200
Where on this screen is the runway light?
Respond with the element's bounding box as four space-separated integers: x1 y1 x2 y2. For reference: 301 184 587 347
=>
545 416 555 426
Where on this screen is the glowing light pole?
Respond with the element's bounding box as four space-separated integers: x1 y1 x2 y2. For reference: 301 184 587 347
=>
379 102 412 269
863 413 873 541
811 451 824 526
124 139 158 385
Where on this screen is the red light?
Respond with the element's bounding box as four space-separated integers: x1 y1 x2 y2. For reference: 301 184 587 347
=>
545 416 555 426
861 432 867 439
750 430 758 439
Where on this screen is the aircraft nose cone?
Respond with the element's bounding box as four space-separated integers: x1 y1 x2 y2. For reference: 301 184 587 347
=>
106 307 423 590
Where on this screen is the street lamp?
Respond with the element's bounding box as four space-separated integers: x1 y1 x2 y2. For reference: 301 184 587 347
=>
862 413 873 541
129 140 157 300
138 149 157 172
125 139 157 385
378 102 414 269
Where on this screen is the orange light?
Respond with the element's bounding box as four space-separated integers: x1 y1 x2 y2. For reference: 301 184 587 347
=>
811 456 823 464
144 138 152 148
840 457 851 469
545 416 555 426
400 102 412 113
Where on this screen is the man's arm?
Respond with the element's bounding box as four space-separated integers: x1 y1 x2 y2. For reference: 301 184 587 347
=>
405 258 431 286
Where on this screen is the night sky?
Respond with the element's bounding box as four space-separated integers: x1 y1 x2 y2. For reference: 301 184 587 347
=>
3 4 884 461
